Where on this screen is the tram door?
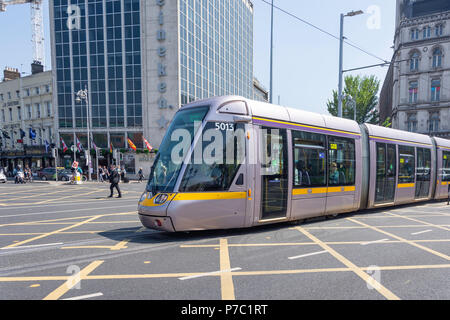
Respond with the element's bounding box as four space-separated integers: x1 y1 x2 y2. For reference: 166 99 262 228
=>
375 143 396 204
415 148 431 199
259 127 289 220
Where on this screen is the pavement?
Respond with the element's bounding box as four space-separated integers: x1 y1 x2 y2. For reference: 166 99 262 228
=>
0 181 449 300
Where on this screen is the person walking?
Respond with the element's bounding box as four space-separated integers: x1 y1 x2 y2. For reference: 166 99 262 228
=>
99 166 104 183
108 165 122 198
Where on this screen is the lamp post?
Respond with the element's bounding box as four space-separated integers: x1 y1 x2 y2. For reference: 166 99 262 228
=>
75 86 91 182
343 94 356 122
338 10 364 118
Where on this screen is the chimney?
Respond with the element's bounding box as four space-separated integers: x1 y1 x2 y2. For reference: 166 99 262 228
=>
31 61 44 75
3 67 20 81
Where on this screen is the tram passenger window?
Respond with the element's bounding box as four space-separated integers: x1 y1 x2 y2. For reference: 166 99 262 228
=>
292 131 326 187
179 122 246 192
328 137 355 186
398 146 415 183
443 151 450 182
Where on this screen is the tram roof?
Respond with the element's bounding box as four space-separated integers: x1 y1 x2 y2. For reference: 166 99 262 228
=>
364 123 433 146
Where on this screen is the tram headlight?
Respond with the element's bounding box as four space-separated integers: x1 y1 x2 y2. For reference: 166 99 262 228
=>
154 193 169 205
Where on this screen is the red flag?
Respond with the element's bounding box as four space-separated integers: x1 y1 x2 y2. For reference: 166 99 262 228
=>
61 137 68 153
143 138 153 152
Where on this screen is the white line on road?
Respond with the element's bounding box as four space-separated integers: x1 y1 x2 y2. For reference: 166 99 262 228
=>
361 239 389 246
0 205 136 218
179 268 242 280
288 250 328 260
0 243 64 250
62 292 104 300
411 230 433 235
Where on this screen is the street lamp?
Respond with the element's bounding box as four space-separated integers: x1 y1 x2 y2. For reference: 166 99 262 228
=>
343 94 357 122
338 10 364 118
75 85 91 182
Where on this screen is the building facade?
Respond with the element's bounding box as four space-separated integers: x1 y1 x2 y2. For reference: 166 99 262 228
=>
49 0 254 174
380 0 450 138
253 77 268 102
0 68 54 172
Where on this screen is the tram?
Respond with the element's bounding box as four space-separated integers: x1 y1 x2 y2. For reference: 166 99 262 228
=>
138 96 450 232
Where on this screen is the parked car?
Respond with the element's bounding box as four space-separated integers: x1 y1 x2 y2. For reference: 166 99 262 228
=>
0 169 6 183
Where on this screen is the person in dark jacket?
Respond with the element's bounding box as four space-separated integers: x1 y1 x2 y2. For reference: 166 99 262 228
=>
108 165 122 198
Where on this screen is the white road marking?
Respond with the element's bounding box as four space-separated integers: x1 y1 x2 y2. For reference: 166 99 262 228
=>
361 239 389 246
0 242 64 250
179 268 242 280
62 292 104 300
288 250 328 260
0 205 135 218
411 230 433 235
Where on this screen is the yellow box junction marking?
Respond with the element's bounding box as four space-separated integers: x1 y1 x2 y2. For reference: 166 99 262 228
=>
219 239 236 300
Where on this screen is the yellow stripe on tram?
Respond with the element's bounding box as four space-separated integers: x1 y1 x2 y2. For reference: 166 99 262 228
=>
398 183 415 189
292 186 356 196
173 192 247 201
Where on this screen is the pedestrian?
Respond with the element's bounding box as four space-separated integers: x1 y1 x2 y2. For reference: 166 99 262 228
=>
99 166 104 182
138 167 144 183
108 164 122 198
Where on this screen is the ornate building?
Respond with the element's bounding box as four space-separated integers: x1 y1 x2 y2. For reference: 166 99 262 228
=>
379 0 450 138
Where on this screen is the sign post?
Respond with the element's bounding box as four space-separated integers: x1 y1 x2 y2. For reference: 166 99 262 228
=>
52 148 58 182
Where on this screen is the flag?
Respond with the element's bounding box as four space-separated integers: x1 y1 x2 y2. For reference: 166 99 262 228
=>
110 142 113 154
45 140 50 153
60 137 68 153
29 128 36 140
127 138 137 151
76 136 83 152
91 138 97 150
143 138 153 152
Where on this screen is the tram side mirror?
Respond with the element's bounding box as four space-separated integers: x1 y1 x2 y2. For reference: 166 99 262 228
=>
233 115 252 123
236 173 244 186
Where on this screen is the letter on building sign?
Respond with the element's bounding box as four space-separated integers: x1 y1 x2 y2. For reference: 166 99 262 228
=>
157 29 166 41
158 47 166 57
159 83 167 93
67 5 81 30
158 63 167 77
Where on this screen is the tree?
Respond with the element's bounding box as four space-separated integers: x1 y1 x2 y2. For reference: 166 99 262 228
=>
327 75 380 124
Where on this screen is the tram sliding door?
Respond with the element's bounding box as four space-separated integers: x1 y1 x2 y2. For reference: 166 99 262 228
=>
375 143 396 204
259 127 289 220
415 148 431 199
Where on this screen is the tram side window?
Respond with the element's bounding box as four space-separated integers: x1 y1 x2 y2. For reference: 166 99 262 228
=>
292 131 326 187
398 146 415 183
179 122 246 192
328 137 355 186
443 151 450 182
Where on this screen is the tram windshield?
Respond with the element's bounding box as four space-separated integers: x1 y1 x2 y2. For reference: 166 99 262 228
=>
146 106 210 194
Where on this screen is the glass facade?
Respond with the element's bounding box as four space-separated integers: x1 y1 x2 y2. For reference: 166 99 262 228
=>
179 0 253 105
52 0 142 132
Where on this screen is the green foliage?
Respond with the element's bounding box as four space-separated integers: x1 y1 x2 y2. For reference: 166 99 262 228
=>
327 75 380 124
381 117 392 128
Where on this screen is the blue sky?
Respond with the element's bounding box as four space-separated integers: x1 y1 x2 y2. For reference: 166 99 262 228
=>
0 0 395 115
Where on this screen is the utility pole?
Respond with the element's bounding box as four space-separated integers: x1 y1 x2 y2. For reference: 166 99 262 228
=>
75 85 91 181
269 0 274 104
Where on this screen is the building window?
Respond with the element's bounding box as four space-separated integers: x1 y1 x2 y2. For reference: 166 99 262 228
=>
435 24 444 37
423 26 431 39
9 108 12 121
45 85 50 93
17 106 21 121
26 105 31 119
409 81 418 103
429 113 440 133
46 102 51 117
26 88 30 97
35 103 41 118
35 87 40 95
410 28 419 40
7 92 11 100
410 52 420 71
0 94 3 101
431 79 441 102
407 114 417 132
16 90 20 98
432 48 443 68
1 109 5 122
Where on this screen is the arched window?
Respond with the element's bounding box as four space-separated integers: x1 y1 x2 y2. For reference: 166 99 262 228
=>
429 113 440 133
407 114 417 132
432 48 443 68
410 51 420 71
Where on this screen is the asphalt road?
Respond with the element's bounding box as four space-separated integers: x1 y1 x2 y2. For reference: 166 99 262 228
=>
0 181 449 300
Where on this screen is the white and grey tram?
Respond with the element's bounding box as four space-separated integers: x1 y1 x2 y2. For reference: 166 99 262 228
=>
138 96 450 232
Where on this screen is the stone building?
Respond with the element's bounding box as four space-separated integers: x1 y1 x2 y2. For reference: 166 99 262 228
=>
379 0 450 138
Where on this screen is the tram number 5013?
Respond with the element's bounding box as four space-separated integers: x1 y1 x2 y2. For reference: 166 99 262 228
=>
215 122 235 131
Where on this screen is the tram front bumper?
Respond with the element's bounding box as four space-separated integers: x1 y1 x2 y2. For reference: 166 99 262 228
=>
138 213 176 232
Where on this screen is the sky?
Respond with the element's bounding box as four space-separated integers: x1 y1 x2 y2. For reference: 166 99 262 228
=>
0 0 396 116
